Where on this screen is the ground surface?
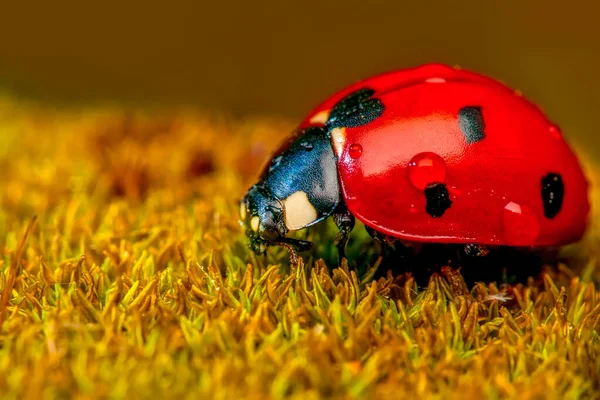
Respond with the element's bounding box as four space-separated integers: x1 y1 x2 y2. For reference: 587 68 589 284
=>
0 96 599 399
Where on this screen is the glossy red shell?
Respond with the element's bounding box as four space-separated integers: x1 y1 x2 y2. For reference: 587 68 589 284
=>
299 64 589 246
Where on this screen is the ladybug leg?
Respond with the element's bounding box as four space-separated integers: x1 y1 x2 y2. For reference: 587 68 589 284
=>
364 225 386 244
463 244 490 257
273 238 312 265
365 226 399 250
275 237 313 252
333 203 355 265
272 237 313 265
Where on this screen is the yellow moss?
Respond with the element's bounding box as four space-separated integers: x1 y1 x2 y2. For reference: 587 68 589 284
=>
0 96 598 399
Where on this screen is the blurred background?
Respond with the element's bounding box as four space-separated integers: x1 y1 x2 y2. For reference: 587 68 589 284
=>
1 0 599 154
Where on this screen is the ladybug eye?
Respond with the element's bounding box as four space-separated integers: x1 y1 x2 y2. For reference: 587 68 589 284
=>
260 205 286 240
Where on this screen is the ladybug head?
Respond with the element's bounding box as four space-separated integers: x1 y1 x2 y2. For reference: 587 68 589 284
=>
240 185 288 254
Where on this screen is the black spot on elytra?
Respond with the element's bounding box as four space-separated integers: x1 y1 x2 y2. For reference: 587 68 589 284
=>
541 173 564 218
327 88 384 128
458 106 485 143
425 183 452 217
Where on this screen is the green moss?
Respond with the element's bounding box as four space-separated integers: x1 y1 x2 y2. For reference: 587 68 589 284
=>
0 96 599 398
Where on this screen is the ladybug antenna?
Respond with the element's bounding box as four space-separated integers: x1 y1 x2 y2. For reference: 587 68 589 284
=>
276 237 313 251
274 237 313 265
275 242 299 265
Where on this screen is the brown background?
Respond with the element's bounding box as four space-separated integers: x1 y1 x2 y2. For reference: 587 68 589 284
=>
0 1 598 153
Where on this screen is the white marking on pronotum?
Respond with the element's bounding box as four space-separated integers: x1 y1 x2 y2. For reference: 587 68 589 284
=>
309 110 330 125
283 191 317 230
250 216 260 231
330 127 346 158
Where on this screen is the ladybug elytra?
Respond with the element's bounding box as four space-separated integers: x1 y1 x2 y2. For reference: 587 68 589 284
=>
240 64 590 262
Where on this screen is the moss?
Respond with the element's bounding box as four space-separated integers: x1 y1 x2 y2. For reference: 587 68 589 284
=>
0 96 599 399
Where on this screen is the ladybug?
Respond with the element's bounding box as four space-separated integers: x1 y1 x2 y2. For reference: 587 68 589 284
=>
240 64 590 262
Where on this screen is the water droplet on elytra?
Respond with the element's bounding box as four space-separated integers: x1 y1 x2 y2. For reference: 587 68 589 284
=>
348 144 363 159
409 204 417 213
300 141 314 150
548 125 562 139
505 201 521 214
269 155 283 172
407 152 447 190
503 201 539 246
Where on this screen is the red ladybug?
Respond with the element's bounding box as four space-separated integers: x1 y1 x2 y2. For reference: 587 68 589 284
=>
240 64 590 261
